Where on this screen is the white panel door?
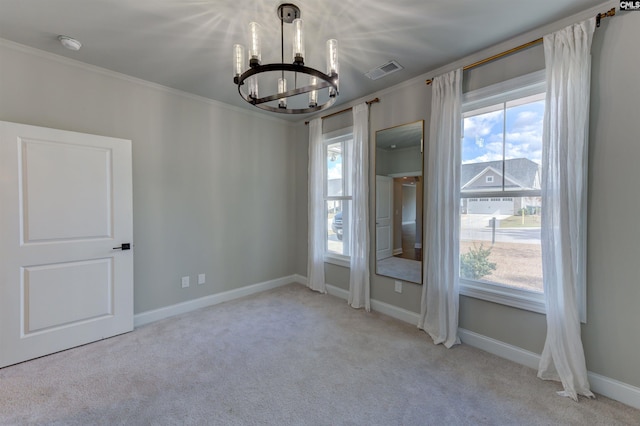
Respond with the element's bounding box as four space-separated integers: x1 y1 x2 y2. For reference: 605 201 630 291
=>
376 175 393 261
0 121 133 368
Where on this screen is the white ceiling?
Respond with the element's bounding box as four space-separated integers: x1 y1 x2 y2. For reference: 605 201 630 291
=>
0 0 605 120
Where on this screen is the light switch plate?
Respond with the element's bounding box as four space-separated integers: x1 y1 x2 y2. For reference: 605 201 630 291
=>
181 276 190 288
394 280 402 293
198 273 206 285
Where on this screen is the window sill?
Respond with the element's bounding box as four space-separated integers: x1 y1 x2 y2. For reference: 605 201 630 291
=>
324 253 350 268
459 279 546 315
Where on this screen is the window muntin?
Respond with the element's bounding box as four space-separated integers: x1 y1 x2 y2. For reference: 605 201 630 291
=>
460 75 545 303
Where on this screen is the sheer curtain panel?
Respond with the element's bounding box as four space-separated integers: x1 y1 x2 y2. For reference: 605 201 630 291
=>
537 18 595 401
419 69 462 348
307 118 327 294
348 103 371 310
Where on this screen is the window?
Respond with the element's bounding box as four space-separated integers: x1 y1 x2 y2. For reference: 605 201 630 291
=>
324 128 353 265
459 71 545 313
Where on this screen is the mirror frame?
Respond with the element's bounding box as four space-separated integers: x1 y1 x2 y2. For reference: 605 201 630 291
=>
374 120 424 285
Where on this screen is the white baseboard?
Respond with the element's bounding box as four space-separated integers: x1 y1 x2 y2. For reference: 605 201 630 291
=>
325 284 421 325
458 328 640 409
372 299 421 325
393 248 403 256
292 273 307 286
300 274 640 410
134 275 296 327
458 328 541 369
325 283 348 298
588 371 640 410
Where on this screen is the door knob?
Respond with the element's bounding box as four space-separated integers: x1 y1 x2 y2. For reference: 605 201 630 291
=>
113 243 131 251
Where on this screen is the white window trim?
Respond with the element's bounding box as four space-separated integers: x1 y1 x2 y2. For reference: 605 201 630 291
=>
323 127 353 265
460 279 546 314
324 253 350 268
460 70 547 315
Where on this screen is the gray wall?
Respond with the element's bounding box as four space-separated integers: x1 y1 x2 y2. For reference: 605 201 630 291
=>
389 146 423 176
402 185 417 223
295 11 640 389
583 10 640 387
376 145 422 176
0 42 297 314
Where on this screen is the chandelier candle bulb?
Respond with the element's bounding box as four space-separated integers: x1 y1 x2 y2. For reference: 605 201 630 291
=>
233 44 245 80
309 76 318 107
293 18 304 65
278 78 287 108
327 39 338 75
248 76 259 99
326 39 339 97
249 22 261 67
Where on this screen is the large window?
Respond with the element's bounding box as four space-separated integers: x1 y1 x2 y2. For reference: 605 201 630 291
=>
460 71 546 313
324 129 353 263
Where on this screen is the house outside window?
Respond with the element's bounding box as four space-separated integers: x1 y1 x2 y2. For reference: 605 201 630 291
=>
460 70 546 313
324 128 353 265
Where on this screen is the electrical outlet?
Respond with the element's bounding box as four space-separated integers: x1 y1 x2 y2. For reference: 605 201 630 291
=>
394 280 402 293
198 273 206 285
181 276 190 288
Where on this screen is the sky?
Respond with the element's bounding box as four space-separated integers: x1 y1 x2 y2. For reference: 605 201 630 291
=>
462 99 544 165
327 156 342 180
327 142 343 181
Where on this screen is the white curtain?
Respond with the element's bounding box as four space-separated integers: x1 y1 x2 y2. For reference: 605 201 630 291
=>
307 118 326 294
538 18 595 401
419 69 462 348
348 103 371 311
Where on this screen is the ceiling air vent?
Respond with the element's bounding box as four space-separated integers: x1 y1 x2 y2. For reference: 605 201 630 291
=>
365 60 404 80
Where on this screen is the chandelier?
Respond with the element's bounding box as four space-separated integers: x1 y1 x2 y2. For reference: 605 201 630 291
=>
233 3 339 114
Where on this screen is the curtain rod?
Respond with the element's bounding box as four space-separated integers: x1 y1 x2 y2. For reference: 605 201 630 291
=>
304 97 380 125
425 7 616 85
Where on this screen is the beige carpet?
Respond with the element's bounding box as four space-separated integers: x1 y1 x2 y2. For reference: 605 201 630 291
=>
1 283 638 425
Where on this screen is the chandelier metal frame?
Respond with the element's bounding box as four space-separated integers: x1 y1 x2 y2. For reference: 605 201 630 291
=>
233 3 339 114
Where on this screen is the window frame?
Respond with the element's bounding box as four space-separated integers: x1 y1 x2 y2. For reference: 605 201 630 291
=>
323 127 353 267
460 70 547 315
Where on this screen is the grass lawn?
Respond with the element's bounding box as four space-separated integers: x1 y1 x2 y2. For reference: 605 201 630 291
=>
499 214 541 228
460 240 543 292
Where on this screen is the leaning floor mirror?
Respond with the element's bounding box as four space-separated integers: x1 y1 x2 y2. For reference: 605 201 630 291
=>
374 120 424 284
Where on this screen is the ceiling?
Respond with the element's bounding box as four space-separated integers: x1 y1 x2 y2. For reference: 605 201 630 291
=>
0 0 605 121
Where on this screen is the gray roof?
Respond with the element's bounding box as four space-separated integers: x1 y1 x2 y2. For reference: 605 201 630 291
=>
461 158 540 189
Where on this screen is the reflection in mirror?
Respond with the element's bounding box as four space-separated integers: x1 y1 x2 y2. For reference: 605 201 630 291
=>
375 121 424 284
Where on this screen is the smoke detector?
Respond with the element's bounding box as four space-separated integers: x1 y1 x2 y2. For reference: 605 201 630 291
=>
365 60 403 80
58 35 82 51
